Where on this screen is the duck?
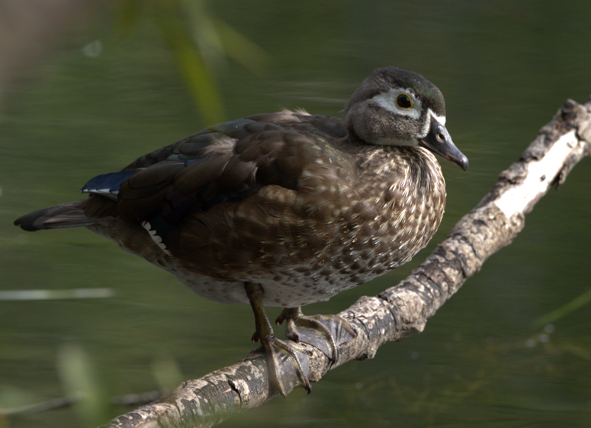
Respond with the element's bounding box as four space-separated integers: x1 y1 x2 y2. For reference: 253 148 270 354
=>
14 67 468 396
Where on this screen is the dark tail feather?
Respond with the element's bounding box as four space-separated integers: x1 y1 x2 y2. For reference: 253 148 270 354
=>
14 202 99 231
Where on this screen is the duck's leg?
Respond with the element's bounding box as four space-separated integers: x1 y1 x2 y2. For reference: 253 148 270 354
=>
244 282 312 397
276 307 357 364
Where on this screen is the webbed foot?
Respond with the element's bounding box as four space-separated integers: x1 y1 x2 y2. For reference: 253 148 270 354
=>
276 307 357 364
251 331 312 396
245 283 312 397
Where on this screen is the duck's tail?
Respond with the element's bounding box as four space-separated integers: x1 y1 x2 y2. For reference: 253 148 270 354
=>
14 202 98 231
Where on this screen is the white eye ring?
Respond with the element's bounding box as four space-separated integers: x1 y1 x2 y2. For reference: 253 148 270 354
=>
372 88 422 120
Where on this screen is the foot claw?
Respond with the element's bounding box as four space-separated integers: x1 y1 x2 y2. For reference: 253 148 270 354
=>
276 308 357 364
262 337 311 396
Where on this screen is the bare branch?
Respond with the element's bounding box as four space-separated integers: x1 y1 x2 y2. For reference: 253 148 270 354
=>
104 98 591 428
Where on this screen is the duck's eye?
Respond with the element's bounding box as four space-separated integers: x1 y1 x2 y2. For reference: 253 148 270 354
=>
396 93 413 109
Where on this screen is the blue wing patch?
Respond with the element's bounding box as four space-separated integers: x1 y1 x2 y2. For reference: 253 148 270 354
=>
81 170 139 200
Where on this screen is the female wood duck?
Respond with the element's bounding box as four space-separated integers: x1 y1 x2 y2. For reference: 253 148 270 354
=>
15 67 468 396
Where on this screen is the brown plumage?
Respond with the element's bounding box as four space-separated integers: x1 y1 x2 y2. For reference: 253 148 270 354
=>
15 67 468 395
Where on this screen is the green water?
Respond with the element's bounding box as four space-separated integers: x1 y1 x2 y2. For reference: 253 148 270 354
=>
1 1 590 427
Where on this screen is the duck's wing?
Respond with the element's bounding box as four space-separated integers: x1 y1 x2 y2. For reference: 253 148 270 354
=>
78 112 351 255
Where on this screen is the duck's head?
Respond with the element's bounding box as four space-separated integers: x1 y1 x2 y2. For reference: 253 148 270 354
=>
344 67 468 171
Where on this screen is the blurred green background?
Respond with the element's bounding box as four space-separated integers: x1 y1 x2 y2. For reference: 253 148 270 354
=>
1 1 590 427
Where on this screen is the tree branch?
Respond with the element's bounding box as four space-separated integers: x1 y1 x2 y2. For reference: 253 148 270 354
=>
104 97 591 428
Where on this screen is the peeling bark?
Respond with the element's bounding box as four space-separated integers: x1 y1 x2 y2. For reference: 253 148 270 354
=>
104 98 591 428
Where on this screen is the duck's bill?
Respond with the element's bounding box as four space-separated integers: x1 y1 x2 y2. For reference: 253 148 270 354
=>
419 117 469 171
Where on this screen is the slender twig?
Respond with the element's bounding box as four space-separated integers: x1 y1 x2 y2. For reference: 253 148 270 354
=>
1 390 162 416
